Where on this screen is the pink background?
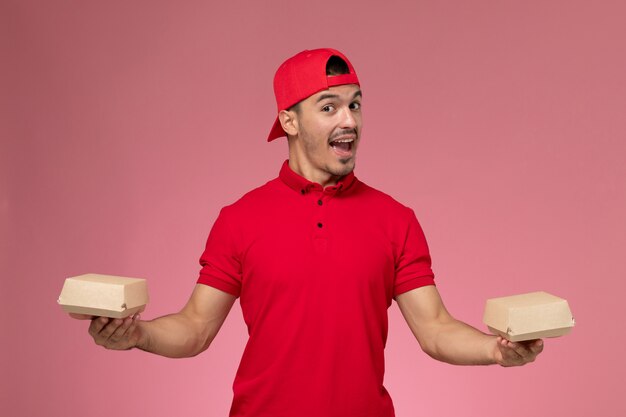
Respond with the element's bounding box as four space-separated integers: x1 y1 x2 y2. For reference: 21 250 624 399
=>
2 1 625 416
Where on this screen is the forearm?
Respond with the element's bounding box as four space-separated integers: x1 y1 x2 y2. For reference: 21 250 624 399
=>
136 312 210 358
80 285 235 356
397 286 542 367
421 317 497 365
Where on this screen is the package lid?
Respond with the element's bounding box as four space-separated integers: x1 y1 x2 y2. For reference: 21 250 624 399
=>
483 291 574 342
58 273 149 318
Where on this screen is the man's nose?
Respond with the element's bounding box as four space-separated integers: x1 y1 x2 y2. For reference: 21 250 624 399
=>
339 106 357 129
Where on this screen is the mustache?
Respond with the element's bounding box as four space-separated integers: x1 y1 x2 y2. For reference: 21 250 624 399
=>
329 128 358 141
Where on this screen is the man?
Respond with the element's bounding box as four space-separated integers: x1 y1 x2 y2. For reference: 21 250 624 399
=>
74 48 543 416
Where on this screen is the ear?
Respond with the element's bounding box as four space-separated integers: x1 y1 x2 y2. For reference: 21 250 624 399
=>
278 109 299 137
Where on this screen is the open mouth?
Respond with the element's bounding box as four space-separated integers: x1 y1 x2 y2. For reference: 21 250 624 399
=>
329 138 354 157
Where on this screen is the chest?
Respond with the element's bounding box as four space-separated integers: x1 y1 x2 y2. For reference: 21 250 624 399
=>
240 196 397 302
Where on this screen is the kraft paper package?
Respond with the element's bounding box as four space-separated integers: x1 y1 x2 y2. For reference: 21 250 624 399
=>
483 291 574 342
58 273 149 318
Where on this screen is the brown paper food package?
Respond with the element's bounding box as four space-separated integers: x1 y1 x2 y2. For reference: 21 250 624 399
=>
483 291 574 342
58 273 149 318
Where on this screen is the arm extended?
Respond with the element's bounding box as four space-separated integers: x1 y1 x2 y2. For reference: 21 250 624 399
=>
395 285 543 367
73 284 237 358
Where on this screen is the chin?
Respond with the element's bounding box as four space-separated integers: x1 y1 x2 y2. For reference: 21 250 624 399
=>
333 159 355 176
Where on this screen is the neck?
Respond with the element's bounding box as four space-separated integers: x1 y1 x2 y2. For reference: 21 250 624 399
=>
288 148 341 189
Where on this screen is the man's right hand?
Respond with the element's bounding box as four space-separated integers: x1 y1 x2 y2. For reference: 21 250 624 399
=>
71 313 145 351
69 285 236 358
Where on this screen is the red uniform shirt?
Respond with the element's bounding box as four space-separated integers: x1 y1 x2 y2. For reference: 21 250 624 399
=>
198 160 435 417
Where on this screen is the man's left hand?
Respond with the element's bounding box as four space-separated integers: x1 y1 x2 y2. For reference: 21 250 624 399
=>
494 337 544 367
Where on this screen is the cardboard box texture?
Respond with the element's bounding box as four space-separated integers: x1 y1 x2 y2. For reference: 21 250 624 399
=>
58 273 149 318
483 291 574 342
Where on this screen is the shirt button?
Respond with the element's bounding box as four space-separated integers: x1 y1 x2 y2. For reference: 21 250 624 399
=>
317 222 323 228
300 189 305 195
317 199 323 206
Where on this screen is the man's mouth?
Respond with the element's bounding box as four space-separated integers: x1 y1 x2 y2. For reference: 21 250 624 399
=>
329 138 354 153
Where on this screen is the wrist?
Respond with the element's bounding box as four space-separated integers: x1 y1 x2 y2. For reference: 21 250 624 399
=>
485 335 500 365
135 320 152 352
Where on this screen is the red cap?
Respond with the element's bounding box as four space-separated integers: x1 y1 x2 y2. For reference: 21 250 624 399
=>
267 48 360 142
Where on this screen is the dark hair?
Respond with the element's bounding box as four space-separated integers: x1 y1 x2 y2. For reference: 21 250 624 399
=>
289 56 350 113
326 55 350 76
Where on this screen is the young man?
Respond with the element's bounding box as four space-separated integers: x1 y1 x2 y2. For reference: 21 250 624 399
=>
75 48 543 417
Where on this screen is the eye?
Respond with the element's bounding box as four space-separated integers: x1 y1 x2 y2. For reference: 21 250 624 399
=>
350 101 361 111
321 104 335 112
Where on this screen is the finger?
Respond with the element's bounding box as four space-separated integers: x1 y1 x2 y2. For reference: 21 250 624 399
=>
88 316 111 338
529 339 544 354
119 314 141 341
496 335 545 367
498 337 519 354
97 318 125 341
503 340 531 358
516 339 543 362
497 339 524 366
108 316 134 342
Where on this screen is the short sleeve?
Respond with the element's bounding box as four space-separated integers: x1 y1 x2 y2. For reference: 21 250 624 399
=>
394 208 435 297
197 207 242 297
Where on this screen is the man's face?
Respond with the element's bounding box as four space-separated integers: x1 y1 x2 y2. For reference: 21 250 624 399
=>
289 84 362 182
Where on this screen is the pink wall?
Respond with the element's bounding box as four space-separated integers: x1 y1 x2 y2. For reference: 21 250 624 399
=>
2 1 625 416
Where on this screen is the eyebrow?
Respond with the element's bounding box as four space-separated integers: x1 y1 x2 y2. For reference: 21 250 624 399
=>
315 90 362 103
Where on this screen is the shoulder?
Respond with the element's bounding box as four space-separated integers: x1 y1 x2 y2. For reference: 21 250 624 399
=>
218 177 283 218
353 179 415 218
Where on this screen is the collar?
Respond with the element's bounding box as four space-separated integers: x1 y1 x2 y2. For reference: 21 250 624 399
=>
279 159 356 196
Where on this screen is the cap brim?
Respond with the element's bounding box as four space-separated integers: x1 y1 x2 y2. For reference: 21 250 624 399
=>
267 116 286 142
